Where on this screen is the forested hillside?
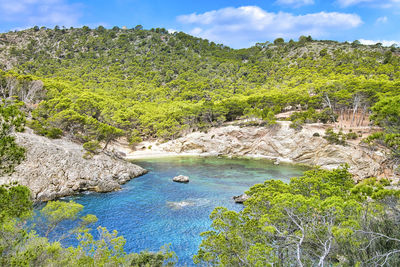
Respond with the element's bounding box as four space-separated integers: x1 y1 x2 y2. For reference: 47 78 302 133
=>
0 26 399 157
1 26 400 266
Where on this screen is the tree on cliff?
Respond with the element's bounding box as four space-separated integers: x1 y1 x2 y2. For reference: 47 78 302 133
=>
0 102 26 176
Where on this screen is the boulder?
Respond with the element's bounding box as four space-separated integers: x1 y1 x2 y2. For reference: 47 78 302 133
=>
233 193 249 203
172 175 189 183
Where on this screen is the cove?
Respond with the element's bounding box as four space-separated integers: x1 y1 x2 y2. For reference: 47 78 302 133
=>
60 157 308 266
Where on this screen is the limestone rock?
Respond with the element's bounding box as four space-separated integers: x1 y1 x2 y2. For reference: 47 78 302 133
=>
172 175 189 183
157 122 393 180
233 194 249 203
0 130 147 201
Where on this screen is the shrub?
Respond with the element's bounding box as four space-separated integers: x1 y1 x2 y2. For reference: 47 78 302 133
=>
45 127 63 139
290 119 303 131
346 132 358 140
315 108 338 123
83 140 101 154
324 128 347 145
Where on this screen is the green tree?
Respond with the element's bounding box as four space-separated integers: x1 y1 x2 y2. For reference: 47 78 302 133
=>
0 103 26 175
194 166 400 266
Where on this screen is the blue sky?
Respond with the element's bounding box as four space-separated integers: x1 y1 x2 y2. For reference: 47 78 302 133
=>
0 0 399 48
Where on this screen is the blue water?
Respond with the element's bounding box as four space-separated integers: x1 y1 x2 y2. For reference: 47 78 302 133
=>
55 157 308 266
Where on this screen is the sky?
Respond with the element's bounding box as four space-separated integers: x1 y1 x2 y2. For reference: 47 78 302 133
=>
0 0 399 48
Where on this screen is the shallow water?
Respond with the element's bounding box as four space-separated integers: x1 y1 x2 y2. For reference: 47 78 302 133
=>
58 157 308 265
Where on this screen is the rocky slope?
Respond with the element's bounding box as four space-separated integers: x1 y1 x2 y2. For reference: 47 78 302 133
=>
129 122 395 180
0 130 147 201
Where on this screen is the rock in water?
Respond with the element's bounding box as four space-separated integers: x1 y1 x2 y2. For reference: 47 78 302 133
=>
0 130 147 201
233 194 249 203
172 175 189 183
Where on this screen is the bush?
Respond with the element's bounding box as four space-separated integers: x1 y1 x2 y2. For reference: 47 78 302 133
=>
45 127 63 139
346 132 358 140
324 128 347 145
315 108 338 123
290 119 303 131
83 140 101 154
27 120 63 139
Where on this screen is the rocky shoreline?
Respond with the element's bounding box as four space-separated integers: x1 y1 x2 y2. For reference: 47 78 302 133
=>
127 122 397 181
2 122 397 202
0 130 147 201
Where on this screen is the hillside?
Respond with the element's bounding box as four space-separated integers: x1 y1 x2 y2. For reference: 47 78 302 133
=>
0 26 399 162
1 25 400 267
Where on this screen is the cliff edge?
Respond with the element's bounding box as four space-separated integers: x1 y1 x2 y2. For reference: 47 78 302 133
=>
0 130 147 201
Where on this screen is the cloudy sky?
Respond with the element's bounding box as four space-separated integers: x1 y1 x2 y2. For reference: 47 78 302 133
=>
0 0 399 48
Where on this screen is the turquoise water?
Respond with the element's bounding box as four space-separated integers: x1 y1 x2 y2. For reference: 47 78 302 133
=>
59 157 308 266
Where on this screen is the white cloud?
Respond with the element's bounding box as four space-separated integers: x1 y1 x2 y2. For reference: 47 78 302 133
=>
359 39 399 46
0 0 82 28
338 0 400 8
337 0 374 7
177 6 362 48
276 0 315 8
376 16 388 23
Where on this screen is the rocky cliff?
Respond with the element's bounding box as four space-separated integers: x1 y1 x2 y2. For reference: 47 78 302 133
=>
131 122 393 180
0 130 147 201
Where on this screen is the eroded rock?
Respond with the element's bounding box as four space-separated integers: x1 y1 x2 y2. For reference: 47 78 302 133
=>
158 122 393 180
0 130 147 201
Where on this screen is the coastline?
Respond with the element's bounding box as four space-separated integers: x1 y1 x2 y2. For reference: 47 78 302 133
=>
119 122 396 181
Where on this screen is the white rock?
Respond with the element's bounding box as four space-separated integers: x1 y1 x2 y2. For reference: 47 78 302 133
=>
0 130 147 201
172 175 189 183
158 122 393 180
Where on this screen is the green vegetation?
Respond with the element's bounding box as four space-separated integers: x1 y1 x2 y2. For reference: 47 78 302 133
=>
0 102 25 175
0 27 399 153
289 108 337 130
369 95 400 160
1 26 400 266
194 166 400 266
323 127 347 145
0 185 177 266
0 102 176 266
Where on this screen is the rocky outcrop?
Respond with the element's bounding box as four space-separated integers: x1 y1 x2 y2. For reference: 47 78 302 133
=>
233 194 249 203
172 175 189 183
153 122 392 180
0 130 147 201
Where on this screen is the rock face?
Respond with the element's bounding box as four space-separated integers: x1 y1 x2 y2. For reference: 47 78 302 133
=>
0 130 147 201
233 194 249 203
157 122 392 180
172 175 189 183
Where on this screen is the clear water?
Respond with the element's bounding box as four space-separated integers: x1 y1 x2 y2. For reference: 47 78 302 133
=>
56 157 308 266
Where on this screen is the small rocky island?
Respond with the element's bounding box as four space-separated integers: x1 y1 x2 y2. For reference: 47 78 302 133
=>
172 175 190 183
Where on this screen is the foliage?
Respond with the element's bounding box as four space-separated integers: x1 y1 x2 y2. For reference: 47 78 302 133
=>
289 108 337 129
0 187 176 266
194 166 400 266
0 103 26 175
82 140 101 154
346 130 358 140
324 127 347 145
370 95 400 159
0 27 398 144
